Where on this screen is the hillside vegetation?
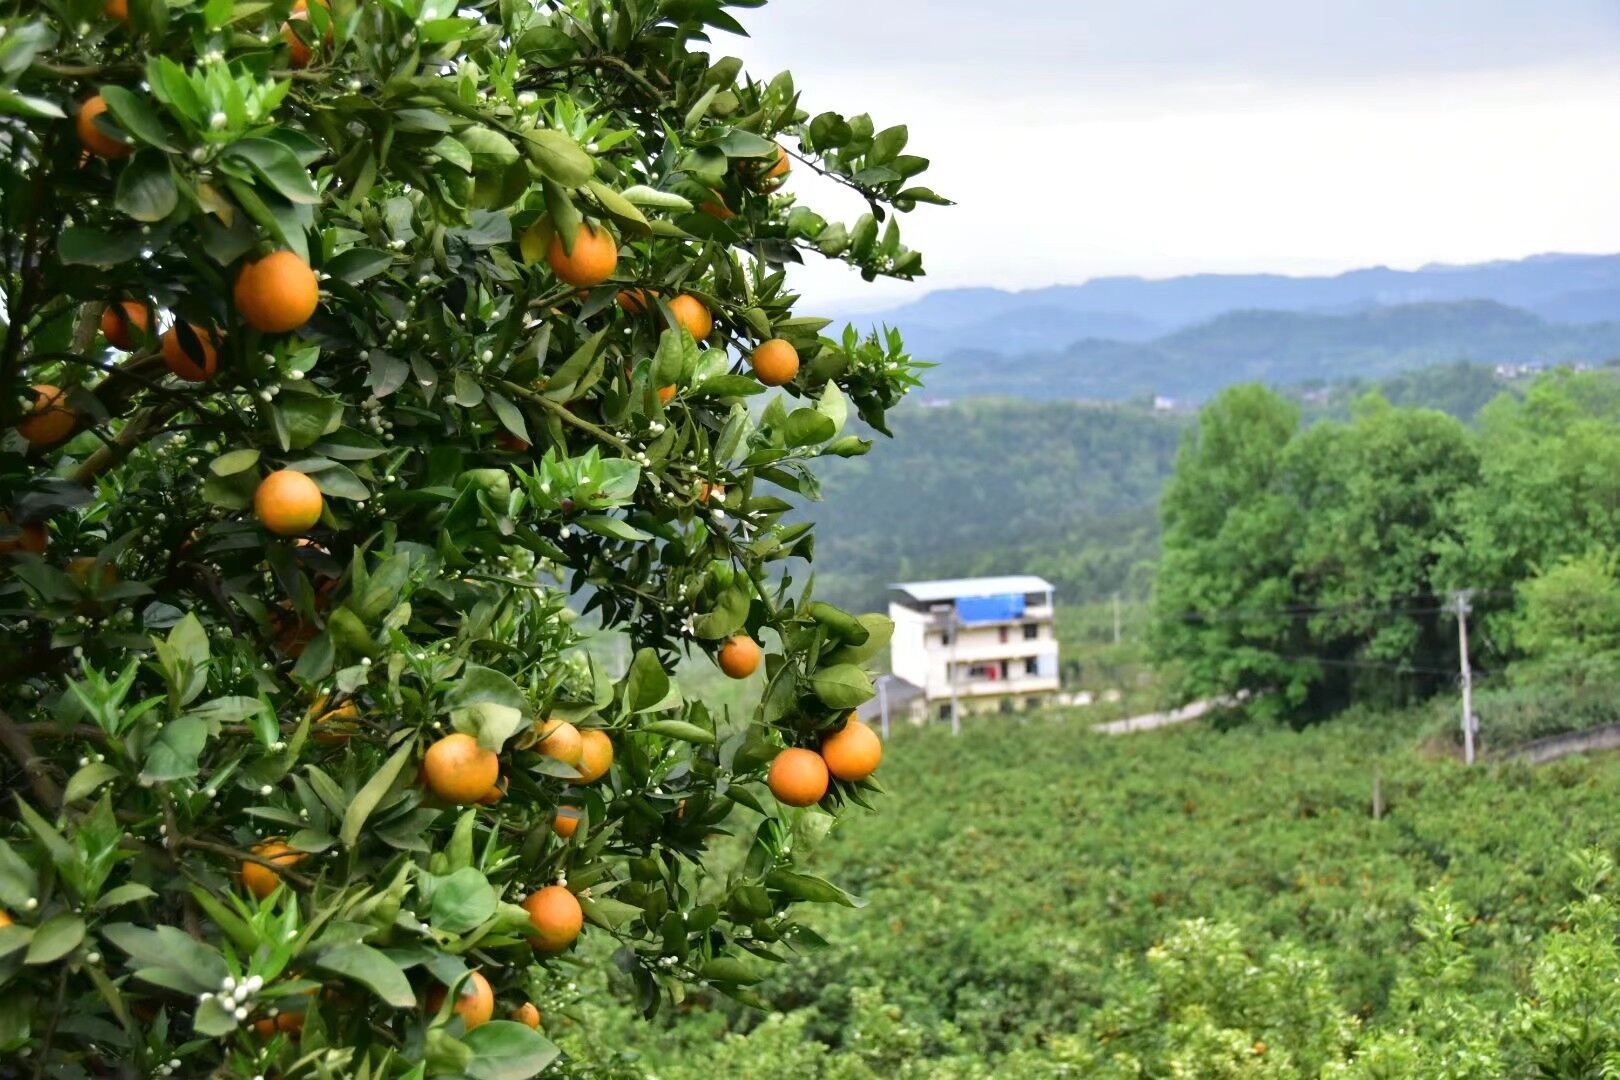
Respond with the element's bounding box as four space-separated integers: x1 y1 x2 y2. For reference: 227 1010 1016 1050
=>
918 301 1620 403
807 362 1570 613
566 709 1620 1076
1155 368 1620 738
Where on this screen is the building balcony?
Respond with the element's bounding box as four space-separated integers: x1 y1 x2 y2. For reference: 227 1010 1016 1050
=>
922 602 1055 630
937 638 1059 664
933 673 1061 699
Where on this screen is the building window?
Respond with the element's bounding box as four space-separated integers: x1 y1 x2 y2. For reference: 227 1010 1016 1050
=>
964 663 997 680
999 626 1009 643
937 702 953 722
1000 697 1015 714
1025 657 1039 675
940 627 953 646
1023 623 1039 640
1025 697 1043 711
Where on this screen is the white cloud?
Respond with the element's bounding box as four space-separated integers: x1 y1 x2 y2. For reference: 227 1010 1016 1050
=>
718 3 1620 311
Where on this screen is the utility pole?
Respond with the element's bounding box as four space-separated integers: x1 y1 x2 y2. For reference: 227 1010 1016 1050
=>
1454 589 1475 766
1112 593 1122 646
876 675 891 741
948 606 961 737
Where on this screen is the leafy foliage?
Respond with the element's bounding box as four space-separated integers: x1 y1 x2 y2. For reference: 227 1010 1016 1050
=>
0 0 940 1075
558 709 1620 1076
1153 370 1620 728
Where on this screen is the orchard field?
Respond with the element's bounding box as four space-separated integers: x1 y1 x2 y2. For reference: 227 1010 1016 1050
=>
568 707 1620 1077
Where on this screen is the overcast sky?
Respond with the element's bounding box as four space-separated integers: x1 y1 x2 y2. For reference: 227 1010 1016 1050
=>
719 1 1620 309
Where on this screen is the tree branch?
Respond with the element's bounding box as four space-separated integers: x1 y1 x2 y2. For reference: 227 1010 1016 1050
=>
0 704 62 809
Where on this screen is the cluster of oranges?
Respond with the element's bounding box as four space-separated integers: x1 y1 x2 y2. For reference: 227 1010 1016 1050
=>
542 221 802 392
767 713 884 808
237 713 601 1031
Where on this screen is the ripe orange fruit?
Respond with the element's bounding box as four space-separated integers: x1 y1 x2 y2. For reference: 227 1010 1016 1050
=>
235 251 320 333
0 516 46 556
698 482 726 505
100 300 152 351
495 432 530 453
616 288 657 314
820 714 882 781
76 96 129 159
254 469 324 537
522 885 583 952
104 0 129 20
17 384 77 447
0 910 11 928
426 970 494 1031
575 729 614 784
699 191 734 220
547 223 618 288
534 718 583 766
476 776 506 805
161 323 219 382
67 556 118 589
668 294 712 341
252 1011 304 1038
241 840 304 899
768 747 829 807
750 339 799 386
552 805 582 839
757 143 791 189
657 384 677 405
310 697 360 745
717 635 761 679
422 733 499 805
282 0 328 68
511 1002 541 1028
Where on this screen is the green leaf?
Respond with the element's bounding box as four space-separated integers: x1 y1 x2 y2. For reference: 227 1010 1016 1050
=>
443 665 525 714
693 374 765 399
586 180 650 234
522 129 594 188
449 702 525 753
807 664 875 710
783 409 836 447
765 869 865 907
620 185 693 212
24 913 84 965
58 226 144 267
462 1021 561 1080
139 716 208 783
624 648 669 713
316 943 416 1007
115 150 178 223
339 737 415 848
693 585 749 641
63 762 120 803
325 247 393 283
425 867 498 934
275 393 344 451
96 883 157 910
642 720 715 745
821 615 894 666
574 515 652 542
699 955 769 984
0 840 39 909
459 126 521 168
208 448 260 476
224 138 319 204
99 85 174 151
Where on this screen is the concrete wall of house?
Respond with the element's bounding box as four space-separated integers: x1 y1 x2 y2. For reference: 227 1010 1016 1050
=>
889 590 1061 720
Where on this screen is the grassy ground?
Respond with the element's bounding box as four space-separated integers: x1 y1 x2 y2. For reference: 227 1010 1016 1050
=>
556 704 1620 1075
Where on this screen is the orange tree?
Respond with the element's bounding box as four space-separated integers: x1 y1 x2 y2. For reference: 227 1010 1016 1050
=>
0 0 942 1075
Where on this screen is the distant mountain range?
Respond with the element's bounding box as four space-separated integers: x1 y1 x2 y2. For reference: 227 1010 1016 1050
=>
846 253 1620 402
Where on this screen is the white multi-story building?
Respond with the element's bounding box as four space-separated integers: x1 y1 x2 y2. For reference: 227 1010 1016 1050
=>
876 575 1061 724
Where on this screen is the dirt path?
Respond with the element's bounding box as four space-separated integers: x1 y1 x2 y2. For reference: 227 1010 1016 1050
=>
1091 698 1224 735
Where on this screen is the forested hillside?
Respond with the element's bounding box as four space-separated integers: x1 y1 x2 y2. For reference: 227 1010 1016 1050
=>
808 362 1574 612
808 399 1185 609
